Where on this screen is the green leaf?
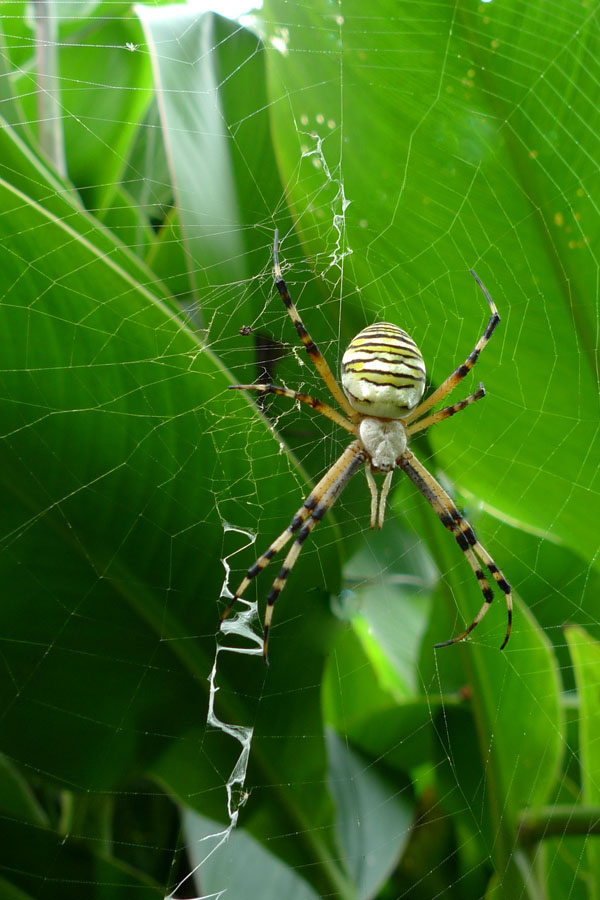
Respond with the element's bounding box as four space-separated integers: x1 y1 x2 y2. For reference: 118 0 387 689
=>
326 729 414 900
260 0 600 566
0 124 173 299
0 755 48 826
324 625 442 774
183 809 321 900
414 481 564 892
121 101 173 225
100 184 155 255
564 625 600 900
1 1 597 897
136 10 282 289
341 521 436 698
0 135 349 898
0 20 25 130
14 14 153 209
0 815 163 900
0 876 38 900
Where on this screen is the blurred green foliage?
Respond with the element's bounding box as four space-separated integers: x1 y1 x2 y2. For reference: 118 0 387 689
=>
0 1 598 898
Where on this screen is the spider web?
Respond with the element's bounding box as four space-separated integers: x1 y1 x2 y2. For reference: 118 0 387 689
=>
0 1 599 899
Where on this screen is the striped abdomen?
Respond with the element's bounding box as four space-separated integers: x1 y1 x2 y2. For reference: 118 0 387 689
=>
341 322 426 418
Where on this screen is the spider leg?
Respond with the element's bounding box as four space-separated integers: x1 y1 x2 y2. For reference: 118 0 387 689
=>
220 441 363 623
404 271 499 424
220 442 365 638
262 441 366 663
398 449 512 649
229 383 356 433
273 230 357 419
405 384 485 437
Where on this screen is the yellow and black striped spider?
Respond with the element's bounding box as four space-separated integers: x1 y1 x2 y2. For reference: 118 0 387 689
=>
222 234 512 664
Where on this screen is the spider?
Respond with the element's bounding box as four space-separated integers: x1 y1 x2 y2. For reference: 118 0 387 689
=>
221 233 512 665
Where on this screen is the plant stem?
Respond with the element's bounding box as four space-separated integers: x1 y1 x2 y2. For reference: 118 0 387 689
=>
519 805 600 844
33 0 67 177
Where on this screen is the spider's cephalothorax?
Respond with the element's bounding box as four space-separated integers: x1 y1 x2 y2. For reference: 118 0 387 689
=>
222 233 513 664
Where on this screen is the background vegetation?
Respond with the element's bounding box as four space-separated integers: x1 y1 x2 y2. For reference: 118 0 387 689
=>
0 1 598 898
